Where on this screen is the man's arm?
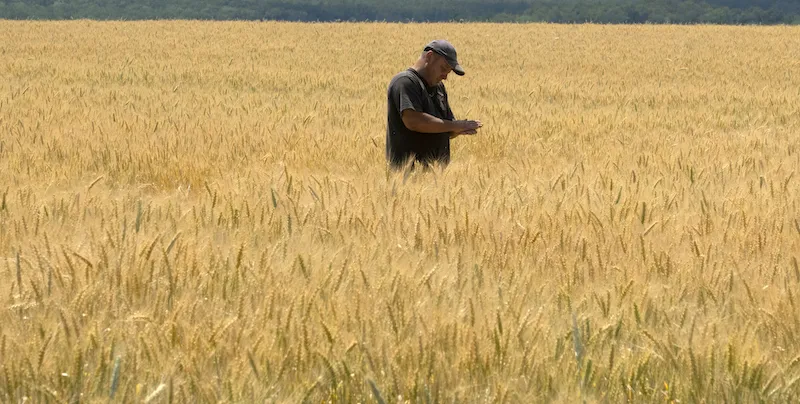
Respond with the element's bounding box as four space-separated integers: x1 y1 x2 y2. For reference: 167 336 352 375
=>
402 109 459 133
438 85 478 138
402 109 481 134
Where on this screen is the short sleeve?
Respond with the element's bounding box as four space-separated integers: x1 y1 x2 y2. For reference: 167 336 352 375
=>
392 77 425 115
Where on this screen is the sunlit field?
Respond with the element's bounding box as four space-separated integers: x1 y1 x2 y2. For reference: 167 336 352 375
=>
2 20 800 402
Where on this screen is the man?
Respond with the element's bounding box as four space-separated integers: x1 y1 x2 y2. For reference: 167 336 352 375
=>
385 39 482 171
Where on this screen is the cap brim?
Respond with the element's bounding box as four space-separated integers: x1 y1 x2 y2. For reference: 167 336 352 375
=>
429 47 466 76
445 58 465 76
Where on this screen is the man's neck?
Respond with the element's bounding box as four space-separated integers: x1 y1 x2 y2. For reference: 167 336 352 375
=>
410 64 434 88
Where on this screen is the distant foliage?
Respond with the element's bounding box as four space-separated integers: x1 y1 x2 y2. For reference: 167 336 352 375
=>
1 0 798 24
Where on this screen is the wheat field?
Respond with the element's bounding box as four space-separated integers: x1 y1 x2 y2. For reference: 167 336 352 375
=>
2 20 800 403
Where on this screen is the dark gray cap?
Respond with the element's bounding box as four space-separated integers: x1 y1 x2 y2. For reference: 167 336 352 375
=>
424 40 465 76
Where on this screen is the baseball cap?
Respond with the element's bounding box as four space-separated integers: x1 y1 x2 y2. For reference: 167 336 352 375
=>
424 40 465 76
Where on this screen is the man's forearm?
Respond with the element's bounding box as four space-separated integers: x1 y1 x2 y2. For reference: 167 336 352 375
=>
403 111 459 134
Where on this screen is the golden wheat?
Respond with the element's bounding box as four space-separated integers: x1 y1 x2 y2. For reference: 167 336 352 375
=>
2 20 800 402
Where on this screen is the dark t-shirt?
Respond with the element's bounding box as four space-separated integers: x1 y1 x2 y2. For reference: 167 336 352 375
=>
386 68 455 169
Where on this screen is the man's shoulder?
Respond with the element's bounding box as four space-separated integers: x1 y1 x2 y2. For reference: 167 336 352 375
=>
390 69 415 81
389 69 422 88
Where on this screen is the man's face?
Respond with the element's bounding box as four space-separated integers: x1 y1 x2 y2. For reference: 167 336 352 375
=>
430 52 453 85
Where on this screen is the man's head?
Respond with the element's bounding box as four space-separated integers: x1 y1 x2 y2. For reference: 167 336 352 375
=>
418 40 465 86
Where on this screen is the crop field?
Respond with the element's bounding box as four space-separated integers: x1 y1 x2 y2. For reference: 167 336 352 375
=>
2 21 800 402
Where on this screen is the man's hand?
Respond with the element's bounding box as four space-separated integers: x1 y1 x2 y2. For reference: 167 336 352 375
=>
451 120 482 138
454 120 482 133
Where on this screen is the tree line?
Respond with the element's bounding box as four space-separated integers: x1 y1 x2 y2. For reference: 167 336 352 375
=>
1 0 798 24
